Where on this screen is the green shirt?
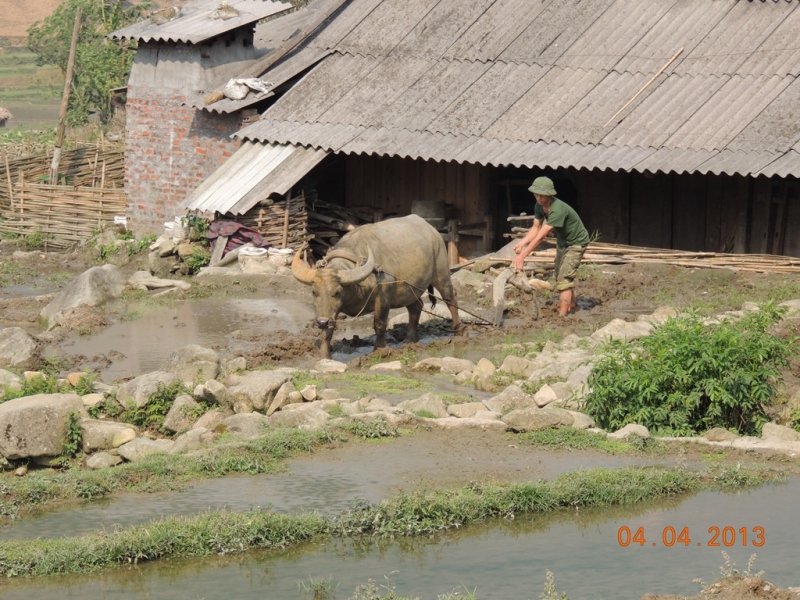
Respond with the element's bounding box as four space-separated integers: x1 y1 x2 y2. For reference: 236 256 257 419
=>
534 197 590 248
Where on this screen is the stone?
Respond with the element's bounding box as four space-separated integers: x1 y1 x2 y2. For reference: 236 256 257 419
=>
267 382 299 416
446 402 487 418
566 363 594 391
472 370 495 392
761 422 800 442
0 369 22 393
193 409 229 431
502 407 574 432
268 407 330 431
608 423 650 439
412 357 443 371
340 401 362 415
196 265 241 277
473 358 496 377
67 372 84 386
778 299 800 318
86 452 124 469
0 393 87 460
315 359 347 374
300 385 318 401
533 384 559 408
40 265 126 329
397 393 447 418
567 411 596 429
704 427 740 442
148 251 180 278
454 371 473 385
318 388 341 400
166 345 219 383
0 328 40 370
370 361 403 372
163 395 200 433
117 437 174 462
116 371 180 410
112 429 136 447
526 351 593 383
81 419 137 453
425 416 506 431
441 357 476 374
221 413 270 439
226 370 293 411
221 357 247 378
637 306 678 326
14 466 27 476
591 319 654 343
485 384 535 413
170 428 209 454
81 393 105 409
741 302 760 312
451 269 488 291
127 271 192 291
193 379 228 405
500 355 538 377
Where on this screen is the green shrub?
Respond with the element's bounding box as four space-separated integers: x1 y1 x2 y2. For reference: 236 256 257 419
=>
184 247 211 274
584 303 796 436
123 381 191 432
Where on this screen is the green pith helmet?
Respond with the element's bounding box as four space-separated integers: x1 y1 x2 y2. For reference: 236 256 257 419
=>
528 176 557 196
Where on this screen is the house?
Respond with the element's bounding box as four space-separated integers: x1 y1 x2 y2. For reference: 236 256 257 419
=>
108 0 297 232
118 0 800 257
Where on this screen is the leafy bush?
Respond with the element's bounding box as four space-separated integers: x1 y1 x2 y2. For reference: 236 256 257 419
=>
123 381 191 432
184 247 211 274
584 304 796 436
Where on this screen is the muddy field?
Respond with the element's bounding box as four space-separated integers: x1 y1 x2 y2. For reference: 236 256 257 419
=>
3 237 800 599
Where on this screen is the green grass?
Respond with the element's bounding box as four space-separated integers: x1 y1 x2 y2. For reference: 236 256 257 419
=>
0 465 777 578
292 371 432 399
518 428 650 453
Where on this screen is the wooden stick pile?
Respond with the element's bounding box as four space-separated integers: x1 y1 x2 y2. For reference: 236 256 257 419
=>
237 192 309 249
512 241 800 274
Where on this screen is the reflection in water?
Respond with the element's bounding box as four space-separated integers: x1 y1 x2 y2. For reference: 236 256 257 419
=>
2 481 797 600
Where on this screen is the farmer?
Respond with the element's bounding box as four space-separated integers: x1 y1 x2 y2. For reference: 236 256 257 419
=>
512 176 590 317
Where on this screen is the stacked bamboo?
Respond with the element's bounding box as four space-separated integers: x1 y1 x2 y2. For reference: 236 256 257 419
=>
511 241 800 274
305 197 377 256
1 148 125 249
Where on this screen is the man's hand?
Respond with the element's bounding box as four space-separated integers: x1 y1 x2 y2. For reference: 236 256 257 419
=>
513 241 524 253
512 254 525 271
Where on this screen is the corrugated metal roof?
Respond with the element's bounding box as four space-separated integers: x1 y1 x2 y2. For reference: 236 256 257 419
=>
109 0 293 44
230 0 800 177
184 141 328 215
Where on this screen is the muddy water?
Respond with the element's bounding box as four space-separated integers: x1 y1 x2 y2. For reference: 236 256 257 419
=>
0 433 671 540
2 480 796 600
61 297 318 381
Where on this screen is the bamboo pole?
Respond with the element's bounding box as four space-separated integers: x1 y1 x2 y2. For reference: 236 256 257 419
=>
50 7 83 184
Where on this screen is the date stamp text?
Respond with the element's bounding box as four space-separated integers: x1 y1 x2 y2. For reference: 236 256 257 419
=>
617 526 765 547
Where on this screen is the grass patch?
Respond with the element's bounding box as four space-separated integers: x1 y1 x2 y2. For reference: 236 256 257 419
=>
336 416 398 440
292 372 431 399
0 465 777 578
518 428 642 453
0 428 340 520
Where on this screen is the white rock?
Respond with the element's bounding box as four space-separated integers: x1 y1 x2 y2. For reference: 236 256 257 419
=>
608 423 650 439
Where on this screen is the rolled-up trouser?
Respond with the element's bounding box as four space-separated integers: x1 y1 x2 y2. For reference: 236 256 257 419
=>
548 244 588 292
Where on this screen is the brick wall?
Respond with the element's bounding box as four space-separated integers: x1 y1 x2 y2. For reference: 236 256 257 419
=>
125 87 241 234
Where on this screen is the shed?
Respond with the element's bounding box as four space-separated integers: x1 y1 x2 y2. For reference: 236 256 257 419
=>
155 0 800 256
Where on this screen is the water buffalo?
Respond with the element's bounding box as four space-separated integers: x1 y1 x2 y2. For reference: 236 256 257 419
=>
291 214 462 358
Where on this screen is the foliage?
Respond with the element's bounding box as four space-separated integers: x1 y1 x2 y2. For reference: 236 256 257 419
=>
180 213 210 243
584 304 796 436
72 372 97 396
1 373 68 402
184 247 211 275
412 409 437 419
26 0 146 125
128 233 157 256
22 231 47 249
337 416 398 440
299 576 339 600
98 242 119 260
540 570 570 600
122 381 191 431
61 412 84 459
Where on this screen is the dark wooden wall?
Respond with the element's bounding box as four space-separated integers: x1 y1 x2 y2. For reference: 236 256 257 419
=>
340 154 800 257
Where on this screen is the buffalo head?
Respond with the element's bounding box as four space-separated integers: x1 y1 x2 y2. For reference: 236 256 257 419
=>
292 248 375 330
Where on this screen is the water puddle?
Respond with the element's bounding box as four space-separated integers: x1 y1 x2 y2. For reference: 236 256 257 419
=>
2 479 796 600
59 297 317 381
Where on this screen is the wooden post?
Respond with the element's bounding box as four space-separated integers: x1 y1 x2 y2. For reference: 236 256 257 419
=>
282 193 291 248
49 7 82 184
2 150 12 205
447 219 459 266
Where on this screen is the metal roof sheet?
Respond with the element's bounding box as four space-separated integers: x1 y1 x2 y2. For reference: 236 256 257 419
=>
109 0 293 44
757 150 800 177
229 0 800 177
184 141 328 215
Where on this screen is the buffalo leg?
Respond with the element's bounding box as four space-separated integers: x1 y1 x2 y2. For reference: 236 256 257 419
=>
320 327 334 359
432 279 462 335
406 300 423 342
373 295 389 349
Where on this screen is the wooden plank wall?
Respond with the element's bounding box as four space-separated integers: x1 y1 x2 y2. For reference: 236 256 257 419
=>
342 155 799 258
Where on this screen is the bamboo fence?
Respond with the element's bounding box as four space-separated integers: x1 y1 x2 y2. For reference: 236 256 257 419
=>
0 147 125 249
508 241 800 274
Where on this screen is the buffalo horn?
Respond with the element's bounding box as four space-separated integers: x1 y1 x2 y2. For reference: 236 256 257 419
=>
338 248 375 286
291 249 317 284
